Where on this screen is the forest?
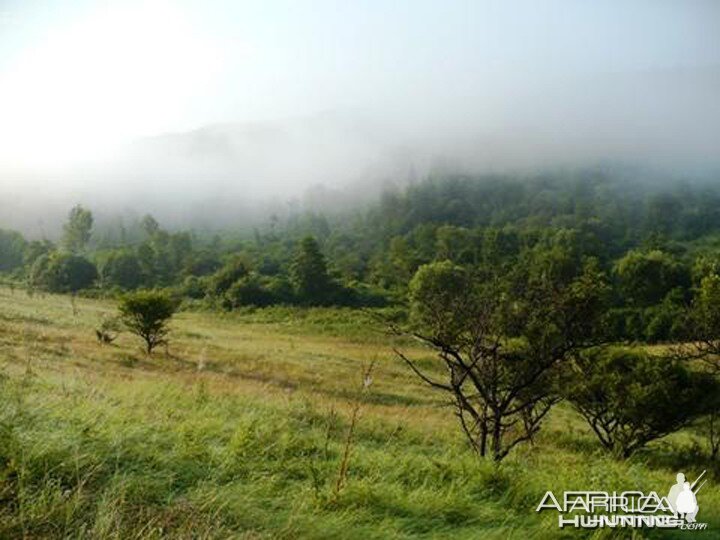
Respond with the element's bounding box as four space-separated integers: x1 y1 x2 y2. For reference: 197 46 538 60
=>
3 169 720 537
3 1 720 536
4 169 720 344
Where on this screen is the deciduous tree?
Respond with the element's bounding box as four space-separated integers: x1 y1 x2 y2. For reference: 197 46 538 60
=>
119 290 178 354
395 252 608 461
565 348 718 457
62 205 93 253
290 236 330 304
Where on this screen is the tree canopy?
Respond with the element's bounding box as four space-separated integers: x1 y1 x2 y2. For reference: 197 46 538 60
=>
62 205 94 253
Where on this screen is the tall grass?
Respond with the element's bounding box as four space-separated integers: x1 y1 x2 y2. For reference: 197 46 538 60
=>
0 287 718 538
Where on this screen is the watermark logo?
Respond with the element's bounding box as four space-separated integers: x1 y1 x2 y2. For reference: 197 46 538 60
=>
536 470 708 530
668 471 703 523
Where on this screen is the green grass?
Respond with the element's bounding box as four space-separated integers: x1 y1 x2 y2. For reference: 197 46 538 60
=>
0 287 718 538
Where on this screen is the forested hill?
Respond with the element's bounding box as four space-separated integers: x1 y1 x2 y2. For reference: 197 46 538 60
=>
300 169 720 283
3 168 720 343
264 169 720 272
363 170 720 243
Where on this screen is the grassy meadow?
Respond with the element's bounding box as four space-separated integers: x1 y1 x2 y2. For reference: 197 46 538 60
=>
0 286 718 539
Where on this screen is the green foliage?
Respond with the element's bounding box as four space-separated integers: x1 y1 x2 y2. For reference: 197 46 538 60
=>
209 256 251 296
140 213 160 237
263 275 294 303
7 171 720 534
183 251 221 277
642 290 688 342
693 273 720 339
224 273 277 308
685 272 720 365
112 216 198 287
29 252 97 293
5 173 720 333
62 204 94 253
118 290 178 354
434 225 476 265
0 229 26 272
606 290 689 343
100 250 143 290
22 239 54 268
403 251 609 461
4 286 720 537
566 348 719 457
95 315 122 343
614 249 689 307
181 275 209 299
290 236 331 304
691 253 720 285
408 260 470 343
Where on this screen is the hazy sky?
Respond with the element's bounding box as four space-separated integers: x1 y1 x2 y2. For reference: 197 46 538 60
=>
1 0 718 165
1 0 719 233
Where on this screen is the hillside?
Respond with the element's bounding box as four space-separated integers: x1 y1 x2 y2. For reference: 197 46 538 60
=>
1 286 718 538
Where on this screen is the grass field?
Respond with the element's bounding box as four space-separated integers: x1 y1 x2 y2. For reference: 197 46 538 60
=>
0 286 718 539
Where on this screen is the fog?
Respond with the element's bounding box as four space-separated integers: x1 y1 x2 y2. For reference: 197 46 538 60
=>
1 0 719 236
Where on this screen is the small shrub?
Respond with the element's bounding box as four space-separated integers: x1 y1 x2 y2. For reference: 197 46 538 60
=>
95 315 122 344
181 275 209 300
209 257 251 296
118 290 178 354
224 274 276 308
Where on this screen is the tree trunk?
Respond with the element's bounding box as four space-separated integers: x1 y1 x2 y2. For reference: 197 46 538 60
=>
491 411 503 461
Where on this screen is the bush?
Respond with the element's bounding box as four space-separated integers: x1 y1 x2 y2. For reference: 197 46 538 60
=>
264 276 294 304
29 252 97 293
224 274 276 308
100 251 144 290
118 290 179 354
339 282 389 307
181 275 209 300
95 315 122 344
565 347 718 457
183 252 221 277
209 257 251 296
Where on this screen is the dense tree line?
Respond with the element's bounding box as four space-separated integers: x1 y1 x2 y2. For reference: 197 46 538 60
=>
3 169 720 461
2 170 720 340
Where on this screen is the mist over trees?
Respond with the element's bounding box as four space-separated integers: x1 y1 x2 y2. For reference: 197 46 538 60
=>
6 169 720 326
62 205 93 253
2 3 720 535
4 169 720 460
